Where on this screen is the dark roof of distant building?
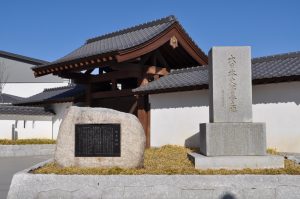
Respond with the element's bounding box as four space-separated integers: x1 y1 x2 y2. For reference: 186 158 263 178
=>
133 51 300 94
0 50 49 65
14 84 85 106
0 105 54 116
32 15 208 76
0 93 24 104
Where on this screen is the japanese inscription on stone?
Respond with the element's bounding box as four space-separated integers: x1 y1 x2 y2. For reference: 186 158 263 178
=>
227 54 238 112
75 124 121 157
209 46 252 123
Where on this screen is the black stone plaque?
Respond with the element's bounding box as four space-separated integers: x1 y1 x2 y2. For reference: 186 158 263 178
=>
75 124 120 157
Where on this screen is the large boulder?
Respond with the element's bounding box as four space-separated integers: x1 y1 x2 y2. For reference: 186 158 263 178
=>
54 106 145 168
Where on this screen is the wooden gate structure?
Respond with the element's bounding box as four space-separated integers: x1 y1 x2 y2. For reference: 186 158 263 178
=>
32 16 208 147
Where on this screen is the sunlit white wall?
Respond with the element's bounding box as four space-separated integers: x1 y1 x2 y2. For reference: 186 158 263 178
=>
149 81 300 153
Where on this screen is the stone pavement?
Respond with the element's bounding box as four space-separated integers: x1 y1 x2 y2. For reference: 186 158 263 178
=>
0 155 52 199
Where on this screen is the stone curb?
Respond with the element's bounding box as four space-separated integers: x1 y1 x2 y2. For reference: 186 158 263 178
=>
7 160 300 199
0 144 55 157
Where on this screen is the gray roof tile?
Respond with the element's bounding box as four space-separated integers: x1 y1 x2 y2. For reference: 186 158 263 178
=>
34 16 177 69
15 85 85 105
133 51 300 93
0 93 24 104
0 105 54 116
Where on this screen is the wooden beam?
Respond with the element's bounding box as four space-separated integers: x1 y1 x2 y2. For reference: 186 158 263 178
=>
85 68 94 74
91 89 133 99
146 66 169 76
140 53 152 65
155 50 169 67
57 72 92 84
150 52 157 66
90 70 141 83
109 62 144 71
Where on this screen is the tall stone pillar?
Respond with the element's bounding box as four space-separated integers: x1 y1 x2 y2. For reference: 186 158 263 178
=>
189 46 284 169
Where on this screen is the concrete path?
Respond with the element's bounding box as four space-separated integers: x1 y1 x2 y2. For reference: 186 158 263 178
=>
279 152 300 164
0 155 52 199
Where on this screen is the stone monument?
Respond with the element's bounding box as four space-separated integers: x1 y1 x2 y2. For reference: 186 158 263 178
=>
189 46 284 169
55 106 146 168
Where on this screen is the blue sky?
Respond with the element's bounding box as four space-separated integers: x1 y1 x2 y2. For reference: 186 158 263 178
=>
1 0 299 61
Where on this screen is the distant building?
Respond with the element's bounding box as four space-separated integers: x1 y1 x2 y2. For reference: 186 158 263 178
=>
0 50 68 139
0 50 69 97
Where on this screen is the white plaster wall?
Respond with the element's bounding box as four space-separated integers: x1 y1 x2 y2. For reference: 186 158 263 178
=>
0 120 52 139
252 82 300 153
0 102 72 140
3 82 69 98
150 90 209 148
149 81 300 153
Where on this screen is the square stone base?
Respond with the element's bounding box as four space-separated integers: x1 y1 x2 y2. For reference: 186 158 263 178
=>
200 123 266 156
188 152 284 170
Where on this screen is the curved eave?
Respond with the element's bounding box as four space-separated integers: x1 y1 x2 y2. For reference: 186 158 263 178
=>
116 22 208 65
33 52 118 77
33 23 208 77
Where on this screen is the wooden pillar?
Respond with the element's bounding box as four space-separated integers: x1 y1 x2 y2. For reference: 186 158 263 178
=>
85 84 92 107
137 94 150 148
111 79 117 91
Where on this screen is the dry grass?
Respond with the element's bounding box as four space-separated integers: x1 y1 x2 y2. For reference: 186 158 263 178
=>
267 148 278 155
33 145 300 175
0 139 56 145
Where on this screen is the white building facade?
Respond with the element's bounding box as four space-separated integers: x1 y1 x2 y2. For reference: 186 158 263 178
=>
134 51 300 153
0 51 69 139
149 81 300 153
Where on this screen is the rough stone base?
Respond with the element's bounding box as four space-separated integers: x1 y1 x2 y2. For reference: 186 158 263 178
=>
200 122 266 156
188 152 284 170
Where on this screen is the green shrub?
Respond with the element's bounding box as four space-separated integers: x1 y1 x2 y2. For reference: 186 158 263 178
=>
32 145 300 175
0 139 56 145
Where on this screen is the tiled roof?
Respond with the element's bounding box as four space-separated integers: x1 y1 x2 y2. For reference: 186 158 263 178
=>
0 93 24 104
33 16 178 69
0 105 54 116
0 50 48 65
252 51 300 80
14 84 85 105
133 51 300 93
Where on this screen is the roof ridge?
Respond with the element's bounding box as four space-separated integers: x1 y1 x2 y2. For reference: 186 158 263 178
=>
0 105 45 109
252 51 300 63
0 50 49 65
86 15 177 44
171 65 208 74
43 84 76 92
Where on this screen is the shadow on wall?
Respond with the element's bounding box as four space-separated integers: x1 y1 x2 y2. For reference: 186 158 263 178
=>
185 131 200 148
253 82 300 105
222 193 237 199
